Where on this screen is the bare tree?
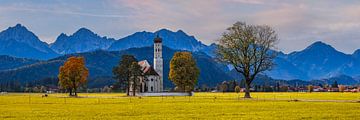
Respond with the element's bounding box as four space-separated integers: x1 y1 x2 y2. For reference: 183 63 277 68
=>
216 21 278 98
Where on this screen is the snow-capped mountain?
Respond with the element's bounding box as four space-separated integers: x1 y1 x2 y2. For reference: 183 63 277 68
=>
0 24 58 60
50 28 115 54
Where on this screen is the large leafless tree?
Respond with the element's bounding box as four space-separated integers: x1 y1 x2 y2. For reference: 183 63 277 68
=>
216 22 278 98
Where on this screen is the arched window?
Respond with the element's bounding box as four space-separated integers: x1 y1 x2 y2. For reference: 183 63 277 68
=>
151 86 153 92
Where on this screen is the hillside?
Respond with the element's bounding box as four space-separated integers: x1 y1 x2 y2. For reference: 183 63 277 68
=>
0 55 40 71
0 47 233 88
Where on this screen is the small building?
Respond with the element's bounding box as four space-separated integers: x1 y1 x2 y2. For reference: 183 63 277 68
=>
129 35 163 95
137 60 161 92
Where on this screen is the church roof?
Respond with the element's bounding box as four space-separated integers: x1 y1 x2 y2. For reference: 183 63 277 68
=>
144 67 159 76
138 60 159 76
154 35 162 43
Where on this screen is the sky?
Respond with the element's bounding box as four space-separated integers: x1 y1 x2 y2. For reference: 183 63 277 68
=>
0 0 360 54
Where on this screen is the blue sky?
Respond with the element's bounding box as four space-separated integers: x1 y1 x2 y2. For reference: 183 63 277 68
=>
1 0 360 54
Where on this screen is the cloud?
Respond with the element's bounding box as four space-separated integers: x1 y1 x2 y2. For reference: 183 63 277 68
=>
0 6 129 18
227 0 264 4
1 0 360 54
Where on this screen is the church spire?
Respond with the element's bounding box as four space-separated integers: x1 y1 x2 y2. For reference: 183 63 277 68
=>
154 34 162 43
153 35 163 92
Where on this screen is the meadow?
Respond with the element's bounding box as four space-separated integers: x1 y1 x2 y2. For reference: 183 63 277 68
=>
1 92 360 119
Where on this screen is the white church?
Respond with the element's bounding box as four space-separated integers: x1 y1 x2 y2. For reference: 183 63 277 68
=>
129 35 164 94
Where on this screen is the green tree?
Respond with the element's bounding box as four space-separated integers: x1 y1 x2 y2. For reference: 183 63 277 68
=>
113 55 137 96
235 86 241 93
332 80 338 88
58 57 89 96
129 62 143 96
221 81 228 93
169 52 200 92
216 21 278 98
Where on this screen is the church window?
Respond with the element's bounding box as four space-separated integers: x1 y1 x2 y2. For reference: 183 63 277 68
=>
151 79 153 81
151 86 153 91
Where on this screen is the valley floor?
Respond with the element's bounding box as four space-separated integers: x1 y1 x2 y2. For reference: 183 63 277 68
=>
0 92 360 119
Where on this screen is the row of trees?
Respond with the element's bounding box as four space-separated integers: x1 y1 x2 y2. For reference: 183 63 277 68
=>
57 52 200 96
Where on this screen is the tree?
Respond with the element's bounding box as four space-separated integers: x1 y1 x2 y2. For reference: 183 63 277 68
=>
221 81 228 93
235 86 241 93
308 85 313 93
129 62 143 96
58 57 89 96
169 52 200 92
228 80 237 92
332 80 338 88
216 21 278 98
338 85 345 92
279 86 289 92
113 55 137 96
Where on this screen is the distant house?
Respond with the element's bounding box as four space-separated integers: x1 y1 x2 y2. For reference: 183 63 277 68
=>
313 86 324 92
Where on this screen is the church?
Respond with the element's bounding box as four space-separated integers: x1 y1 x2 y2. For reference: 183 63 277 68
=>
129 35 163 94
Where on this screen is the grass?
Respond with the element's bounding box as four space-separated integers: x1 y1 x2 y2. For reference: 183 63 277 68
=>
1 92 360 119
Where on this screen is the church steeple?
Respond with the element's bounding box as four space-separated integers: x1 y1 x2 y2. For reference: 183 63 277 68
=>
153 35 163 91
154 34 162 43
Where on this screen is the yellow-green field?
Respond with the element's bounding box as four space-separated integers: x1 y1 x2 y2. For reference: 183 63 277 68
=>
1 92 360 119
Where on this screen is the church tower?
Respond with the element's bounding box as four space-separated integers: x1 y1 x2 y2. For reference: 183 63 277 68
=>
154 35 163 91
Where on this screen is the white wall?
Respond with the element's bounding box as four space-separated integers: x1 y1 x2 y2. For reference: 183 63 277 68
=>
136 92 193 96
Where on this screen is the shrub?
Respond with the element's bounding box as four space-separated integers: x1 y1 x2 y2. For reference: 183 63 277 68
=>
307 85 313 93
338 85 345 92
235 86 241 93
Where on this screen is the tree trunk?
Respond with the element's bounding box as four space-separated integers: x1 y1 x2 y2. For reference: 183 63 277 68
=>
126 80 130 96
244 81 251 98
132 83 136 96
74 88 77 97
68 88 72 96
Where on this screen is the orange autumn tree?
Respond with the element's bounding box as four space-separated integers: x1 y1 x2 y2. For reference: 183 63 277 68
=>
58 57 89 96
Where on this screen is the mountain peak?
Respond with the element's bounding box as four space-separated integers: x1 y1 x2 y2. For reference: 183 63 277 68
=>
305 41 335 51
59 33 67 37
74 27 95 35
176 29 185 33
7 23 29 32
156 28 173 33
15 23 24 28
352 49 360 58
55 33 68 41
353 49 360 55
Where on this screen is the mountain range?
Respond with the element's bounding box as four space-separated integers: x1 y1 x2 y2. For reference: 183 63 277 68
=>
50 28 116 54
0 24 59 60
1 24 360 87
268 41 360 80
